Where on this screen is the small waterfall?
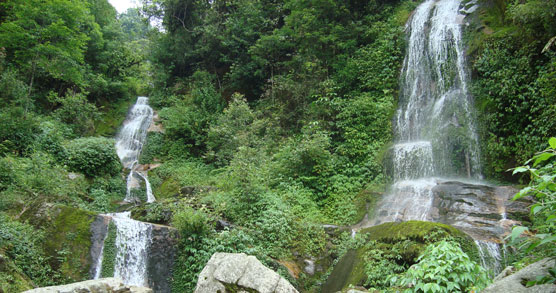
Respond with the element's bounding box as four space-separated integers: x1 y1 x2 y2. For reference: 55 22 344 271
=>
92 213 152 287
92 232 109 279
111 212 153 287
115 96 154 203
475 240 504 275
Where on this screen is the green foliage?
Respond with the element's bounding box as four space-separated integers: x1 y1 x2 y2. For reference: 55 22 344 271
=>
49 91 100 136
510 137 556 264
172 206 212 238
363 241 409 289
100 221 117 278
0 108 40 157
391 240 489 293
0 213 54 286
472 0 556 180
64 137 121 177
206 94 258 166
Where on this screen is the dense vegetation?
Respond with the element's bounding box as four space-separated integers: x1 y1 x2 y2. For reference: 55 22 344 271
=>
0 0 555 292
0 0 149 290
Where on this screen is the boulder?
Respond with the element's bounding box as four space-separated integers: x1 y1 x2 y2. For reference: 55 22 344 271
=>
483 258 556 293
194 253 298 293
22 278 152 293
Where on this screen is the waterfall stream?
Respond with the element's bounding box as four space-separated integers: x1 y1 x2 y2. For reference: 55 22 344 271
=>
91 97 159 287
115 96 155 203
111 212 153 287
370 0 504 273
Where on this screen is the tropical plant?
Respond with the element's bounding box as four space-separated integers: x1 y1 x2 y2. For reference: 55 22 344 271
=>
390 240 489 292
509 137 556 275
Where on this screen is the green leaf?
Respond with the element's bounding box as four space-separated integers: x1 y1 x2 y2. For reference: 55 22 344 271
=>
549 137 556 149
532 204 543 214
533 152 555 166
510 226 528 242
512 166 529 174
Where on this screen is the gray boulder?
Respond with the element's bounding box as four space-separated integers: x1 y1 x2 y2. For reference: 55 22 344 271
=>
194 253 298 293
483 258 556 293
22 278 152 293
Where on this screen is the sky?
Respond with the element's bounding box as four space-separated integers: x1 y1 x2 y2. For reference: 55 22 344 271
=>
108 0 139 14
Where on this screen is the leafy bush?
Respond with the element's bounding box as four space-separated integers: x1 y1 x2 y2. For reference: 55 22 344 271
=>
64 137 120 177
391 240 489 292
0 108 40 157
206 94 257 166
50 91 99 136
510 137 556 265
172 206 211 238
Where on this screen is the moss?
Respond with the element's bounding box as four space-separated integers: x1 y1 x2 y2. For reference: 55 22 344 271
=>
154 176 180 199
45 205 96 282
360 220 468 243
94 95 136 137
100 221 117 278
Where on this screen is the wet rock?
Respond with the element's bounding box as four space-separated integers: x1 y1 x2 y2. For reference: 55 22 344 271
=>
215 219 234 231
303 259 315 276
431 180 526 240
483 258 556 293
194 253 299 293
147 223 179 293
22 277 152 293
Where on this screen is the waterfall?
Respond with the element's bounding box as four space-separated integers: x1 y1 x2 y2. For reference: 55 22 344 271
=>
369 0 506 273
91 212 152 287
375 0 480 224
111 212 153 287
475 240 504 275
115 96 155 203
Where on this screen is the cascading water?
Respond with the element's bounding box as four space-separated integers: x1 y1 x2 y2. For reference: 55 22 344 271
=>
370 0 505 273
91 97 158 287
375 0 480 224
115 96 156 203
111 212 153 287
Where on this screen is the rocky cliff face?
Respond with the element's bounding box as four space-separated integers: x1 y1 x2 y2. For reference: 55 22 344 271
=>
195 253 298 293
430 180 530 241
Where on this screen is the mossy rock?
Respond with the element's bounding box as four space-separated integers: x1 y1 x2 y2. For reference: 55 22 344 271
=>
360 220 469 243
323 221 476 293
154 176 180 199
21 203 96 283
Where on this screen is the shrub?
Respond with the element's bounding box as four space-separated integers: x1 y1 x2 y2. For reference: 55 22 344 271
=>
64 137 121 177
50 91 100 136
0 108 39 157
510 137 556 271
391 240 489 292
172 206 211 238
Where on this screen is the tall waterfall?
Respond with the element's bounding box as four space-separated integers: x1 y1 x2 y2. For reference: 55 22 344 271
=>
115 96 156 203
369 0 505 273
375 0 480 225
